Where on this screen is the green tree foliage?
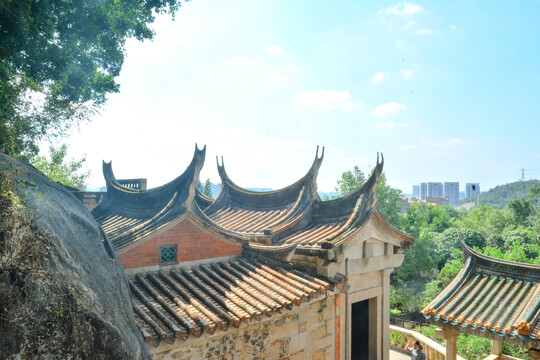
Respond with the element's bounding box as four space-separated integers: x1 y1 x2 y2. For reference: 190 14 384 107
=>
197 178 214 198
391 233 438 312
529 187 540 209
462 179 540 209
30 143 90 190
334 165 365 196
507 199 535 226
0 0 183 156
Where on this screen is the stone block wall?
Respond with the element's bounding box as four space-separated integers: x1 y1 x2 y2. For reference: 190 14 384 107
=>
117 219 242 269
151 294 338 360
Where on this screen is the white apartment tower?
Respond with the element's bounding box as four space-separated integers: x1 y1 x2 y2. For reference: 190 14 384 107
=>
420 183 427 200
444 182 460 206
428 182 444 197
466 183 480 199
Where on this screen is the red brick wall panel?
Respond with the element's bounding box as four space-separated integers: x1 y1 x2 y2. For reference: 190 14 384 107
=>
118 219 242 269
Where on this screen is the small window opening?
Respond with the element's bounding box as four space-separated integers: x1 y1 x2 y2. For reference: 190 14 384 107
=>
161 246 177 264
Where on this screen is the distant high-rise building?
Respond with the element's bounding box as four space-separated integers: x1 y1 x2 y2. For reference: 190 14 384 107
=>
466 183 480 199
428 182 444 197
444 182 460 206
420 183 427 200
459 191 465 199
412 185 420 198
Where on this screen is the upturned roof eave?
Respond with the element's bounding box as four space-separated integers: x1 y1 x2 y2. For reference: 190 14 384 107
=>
204 146 324 214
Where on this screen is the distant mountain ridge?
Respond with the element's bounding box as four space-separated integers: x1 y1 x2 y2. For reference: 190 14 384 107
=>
464 179 540 209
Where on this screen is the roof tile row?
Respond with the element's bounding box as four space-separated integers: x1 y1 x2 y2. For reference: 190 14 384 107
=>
130 258 335 347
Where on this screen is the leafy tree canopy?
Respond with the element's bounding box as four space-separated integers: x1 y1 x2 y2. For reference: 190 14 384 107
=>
197 178 214 198
0 0 183 156
30 143 90 190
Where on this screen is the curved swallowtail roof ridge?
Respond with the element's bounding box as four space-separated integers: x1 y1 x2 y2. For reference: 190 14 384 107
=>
92 144 206 249
274 153 390 249
202 147 324 236
194 188 214 211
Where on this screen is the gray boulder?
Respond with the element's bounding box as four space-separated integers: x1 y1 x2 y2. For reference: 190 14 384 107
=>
0 154 149 359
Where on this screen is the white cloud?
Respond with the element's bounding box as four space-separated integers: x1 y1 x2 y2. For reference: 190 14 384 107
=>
372 102 407 116
381 2 423 16
341 102 355 110
404 20 416 29
400 69 414 79
294 90 353 110
266 71 288 84
415 28 438 35
264 45 283 54
537 154 540 158
374 120 419 129
235 56 254 66
396 40 407 51
371 71 388 83
449 25 463 32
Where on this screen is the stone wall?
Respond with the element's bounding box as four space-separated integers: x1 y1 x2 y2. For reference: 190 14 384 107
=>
151 294 338 360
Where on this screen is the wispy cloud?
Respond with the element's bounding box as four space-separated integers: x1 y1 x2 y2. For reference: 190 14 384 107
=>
400 69 414 79
294 90 354 110
264 45 283 55
415 28 438 35
372 102 407 116
381 2 423 16
371 71 388 83
449 25 463 33
396 40 407 51
266 71 288 84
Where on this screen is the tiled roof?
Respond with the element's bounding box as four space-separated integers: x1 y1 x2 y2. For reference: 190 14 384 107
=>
92 145 206 249
274 154 412 250
93 147 413 255
202 148 324 236
422 242 540 344
129 258 336 347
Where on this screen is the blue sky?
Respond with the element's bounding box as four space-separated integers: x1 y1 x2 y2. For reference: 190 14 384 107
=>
62 0 540 193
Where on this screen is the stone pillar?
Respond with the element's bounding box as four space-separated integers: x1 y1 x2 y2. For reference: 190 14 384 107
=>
381 269 392 360
435 328 460 360
491 340 502 355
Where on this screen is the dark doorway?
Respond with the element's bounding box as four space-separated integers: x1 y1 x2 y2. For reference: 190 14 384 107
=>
351 299 370 360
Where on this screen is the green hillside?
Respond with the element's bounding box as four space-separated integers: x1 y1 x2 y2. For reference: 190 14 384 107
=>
463 179 540 209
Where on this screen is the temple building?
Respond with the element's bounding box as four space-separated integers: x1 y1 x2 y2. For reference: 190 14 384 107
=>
92 145 413 360
422 240 540 360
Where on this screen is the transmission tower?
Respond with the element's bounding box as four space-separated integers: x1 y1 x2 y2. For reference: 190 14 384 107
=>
521 168 526 181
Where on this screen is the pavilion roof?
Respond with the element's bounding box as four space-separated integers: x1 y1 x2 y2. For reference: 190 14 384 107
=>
421 241 540 348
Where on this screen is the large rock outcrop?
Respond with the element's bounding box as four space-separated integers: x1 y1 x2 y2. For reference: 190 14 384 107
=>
0 154 149 359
